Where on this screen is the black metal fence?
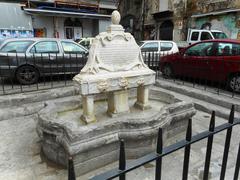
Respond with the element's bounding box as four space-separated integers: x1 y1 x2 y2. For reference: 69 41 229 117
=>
0 52 87 95
68 105 240 180
0 51 240 99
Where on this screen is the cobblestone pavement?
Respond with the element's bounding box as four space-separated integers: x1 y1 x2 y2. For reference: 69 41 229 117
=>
0 110 239 180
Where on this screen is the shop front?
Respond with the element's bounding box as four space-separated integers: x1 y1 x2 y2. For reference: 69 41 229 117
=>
25 8 111 40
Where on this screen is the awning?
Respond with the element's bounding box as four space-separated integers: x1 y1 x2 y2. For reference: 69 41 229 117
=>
23 8 111 19
191 8 240 18
152 10 173 21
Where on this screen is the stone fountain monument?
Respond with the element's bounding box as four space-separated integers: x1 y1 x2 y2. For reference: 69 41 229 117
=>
73 10 155 123
37 10 196 176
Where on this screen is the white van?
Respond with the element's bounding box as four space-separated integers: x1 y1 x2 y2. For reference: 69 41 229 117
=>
187 29 228 45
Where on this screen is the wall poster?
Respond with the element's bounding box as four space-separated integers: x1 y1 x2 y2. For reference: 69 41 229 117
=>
0 29 33 39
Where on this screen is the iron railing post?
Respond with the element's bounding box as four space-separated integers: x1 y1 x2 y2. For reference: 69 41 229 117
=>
119 139 126 180
33 53 39 91
220 105 235 180
68 157 76 180
155 128 163 180
147 52 150 68
233 143 240 180
47 53 53 88
182 119 192 180
203 111 215 180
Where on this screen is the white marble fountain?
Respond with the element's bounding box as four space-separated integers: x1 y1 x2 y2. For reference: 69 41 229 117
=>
37 11 196 176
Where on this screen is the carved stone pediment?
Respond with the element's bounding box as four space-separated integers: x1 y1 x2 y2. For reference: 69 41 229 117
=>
75 13 148 75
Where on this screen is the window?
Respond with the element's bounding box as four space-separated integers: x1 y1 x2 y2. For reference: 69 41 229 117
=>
0 41 33 53
65 27 74 39
30 41 59 53
61 41 85 53
201 32 212 40
160 42 173 51
141 42 158 52
185 42 214 56
191 32 199 41
217 43 240 56
79 40 90 48
212 32 228 39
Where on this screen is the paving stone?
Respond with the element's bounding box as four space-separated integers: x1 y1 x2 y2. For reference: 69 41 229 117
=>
0 87 239 179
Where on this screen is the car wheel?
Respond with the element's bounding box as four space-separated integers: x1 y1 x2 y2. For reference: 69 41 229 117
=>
16 66 39 85
162 64 173 78
228 74 240 92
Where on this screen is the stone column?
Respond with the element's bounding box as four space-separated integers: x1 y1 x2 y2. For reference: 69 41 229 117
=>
81 95 96 124
107 90 129 117
134 85 151 110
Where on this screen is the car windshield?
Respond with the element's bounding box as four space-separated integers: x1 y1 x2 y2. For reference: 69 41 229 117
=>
212 32 228 39
0 41 34 53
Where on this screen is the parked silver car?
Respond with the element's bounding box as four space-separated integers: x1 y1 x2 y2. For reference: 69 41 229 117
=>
139 40 179 69
0 38 88 84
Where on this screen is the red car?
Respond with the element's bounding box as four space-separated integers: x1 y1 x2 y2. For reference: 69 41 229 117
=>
160 39 240 92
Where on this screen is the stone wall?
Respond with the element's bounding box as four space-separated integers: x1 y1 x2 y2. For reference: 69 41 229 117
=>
187 0 239 15
119 0 240 41
187 0 240 39
118 0 142 40
171 0 188 41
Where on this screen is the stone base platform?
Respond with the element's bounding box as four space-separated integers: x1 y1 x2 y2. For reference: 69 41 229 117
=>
37 89 196 176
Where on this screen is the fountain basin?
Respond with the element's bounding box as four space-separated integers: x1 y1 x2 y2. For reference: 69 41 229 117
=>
37 88 196 176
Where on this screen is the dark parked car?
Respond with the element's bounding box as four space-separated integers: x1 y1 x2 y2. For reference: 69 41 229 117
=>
0 38 88 84
159 39 240 92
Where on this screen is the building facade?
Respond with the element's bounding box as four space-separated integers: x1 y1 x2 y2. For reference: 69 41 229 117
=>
0 0 118 40
118 0 142 40
119 0 240 41
187 0 240 39
152 0 187 41
119 0 186 41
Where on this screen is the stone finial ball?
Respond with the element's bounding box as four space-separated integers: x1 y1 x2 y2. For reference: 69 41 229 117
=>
111 10 121 25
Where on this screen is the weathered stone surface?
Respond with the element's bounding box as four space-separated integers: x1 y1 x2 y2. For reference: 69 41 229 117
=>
37 89 196 176
0 86 78 108
73 10 155 123
2 83 240 179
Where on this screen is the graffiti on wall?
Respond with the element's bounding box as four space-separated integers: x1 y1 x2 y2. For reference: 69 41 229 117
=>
194 13 239 39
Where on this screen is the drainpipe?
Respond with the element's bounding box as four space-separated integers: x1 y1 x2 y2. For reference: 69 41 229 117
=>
97 0 100 13
53 16 58 38
141 0 146 40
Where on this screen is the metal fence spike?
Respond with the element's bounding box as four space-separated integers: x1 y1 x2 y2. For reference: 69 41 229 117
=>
68 157 76 180
119 139 126 180
155 128 163 180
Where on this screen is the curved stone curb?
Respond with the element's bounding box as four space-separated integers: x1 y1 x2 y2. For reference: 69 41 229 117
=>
37 89 196 176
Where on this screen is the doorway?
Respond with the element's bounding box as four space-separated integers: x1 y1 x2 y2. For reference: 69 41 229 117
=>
64 18 82 40
159 20 173 40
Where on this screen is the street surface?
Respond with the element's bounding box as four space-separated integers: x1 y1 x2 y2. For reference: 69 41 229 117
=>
0 109 239 180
